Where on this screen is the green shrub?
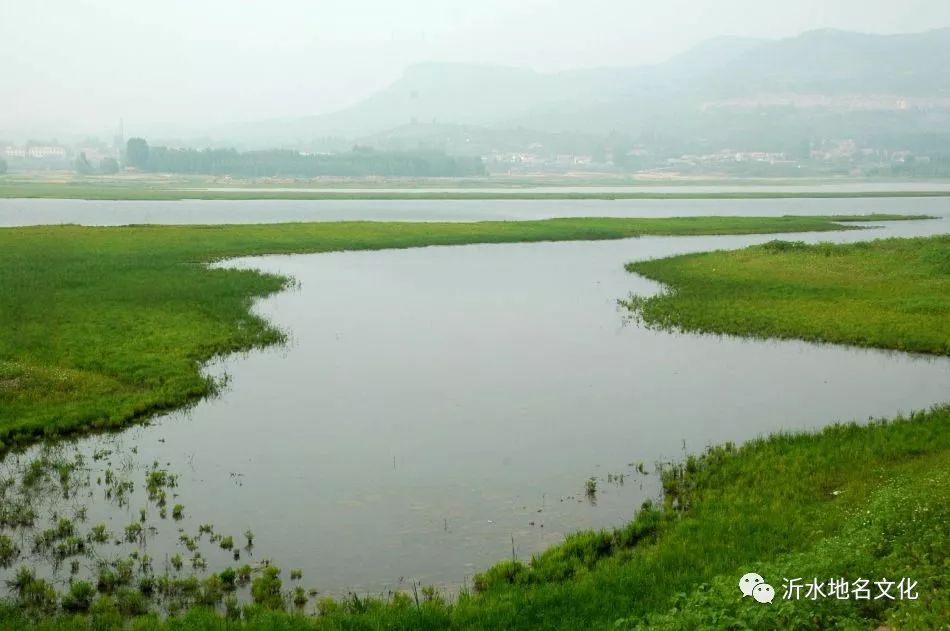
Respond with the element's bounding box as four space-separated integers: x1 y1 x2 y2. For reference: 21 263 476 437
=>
61 581 96 613
250 566 283 609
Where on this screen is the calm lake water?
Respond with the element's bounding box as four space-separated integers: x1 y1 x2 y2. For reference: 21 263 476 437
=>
1 204 949 598
3 195 950 225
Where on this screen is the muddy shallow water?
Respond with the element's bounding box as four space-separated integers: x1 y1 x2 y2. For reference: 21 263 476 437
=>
2 211 949 598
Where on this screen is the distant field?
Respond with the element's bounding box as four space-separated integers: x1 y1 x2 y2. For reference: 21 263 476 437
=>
3 178 950 200
6 172 950 190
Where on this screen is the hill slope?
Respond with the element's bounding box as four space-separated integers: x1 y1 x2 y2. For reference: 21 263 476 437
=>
223 28 950 146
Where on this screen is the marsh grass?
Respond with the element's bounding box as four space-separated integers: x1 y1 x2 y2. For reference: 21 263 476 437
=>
0 406 945 629
623 235 950 355
584 477 598 499
0 445 301 624
1 215 922 448
1 220 947 629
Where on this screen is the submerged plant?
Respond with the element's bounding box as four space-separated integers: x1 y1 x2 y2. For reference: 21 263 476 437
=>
61 581 96 613
224 595 241 620
236 564 252 586
219 567 236 589
88 523 109 543
191 553 207 571
22 458 50 487
179 534 198 553
197 574 224 606
124 522 144 544
6 566 56 613
250 565 283 609
292 586 308 608
0 500 36 529
115 586 149 616
145 468 177 500
0 535 19 568
585 477 598 498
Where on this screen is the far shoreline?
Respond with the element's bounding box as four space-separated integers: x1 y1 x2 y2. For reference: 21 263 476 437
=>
4 173 950 201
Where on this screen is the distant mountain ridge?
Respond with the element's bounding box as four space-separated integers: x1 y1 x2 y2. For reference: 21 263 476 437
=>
219 28 950 147
704 27 950 96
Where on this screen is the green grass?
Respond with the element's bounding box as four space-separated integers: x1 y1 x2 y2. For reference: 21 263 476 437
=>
0 214 917 448
1 216 947 629
1 407 946 630
624 235 950 355
3 179 950 200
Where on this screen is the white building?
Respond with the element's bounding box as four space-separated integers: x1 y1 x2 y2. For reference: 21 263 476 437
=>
27 146 67 158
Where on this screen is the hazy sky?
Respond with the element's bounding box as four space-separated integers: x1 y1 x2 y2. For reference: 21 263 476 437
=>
3 0 950 139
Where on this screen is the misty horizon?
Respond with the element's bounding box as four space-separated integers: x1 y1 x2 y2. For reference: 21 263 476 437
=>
4 0 950 142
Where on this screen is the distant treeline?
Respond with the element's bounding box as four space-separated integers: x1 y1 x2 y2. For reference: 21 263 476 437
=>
124 138 485 177
882 155 950 178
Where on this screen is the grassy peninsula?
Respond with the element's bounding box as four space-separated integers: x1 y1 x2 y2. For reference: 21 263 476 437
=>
624 235 950 355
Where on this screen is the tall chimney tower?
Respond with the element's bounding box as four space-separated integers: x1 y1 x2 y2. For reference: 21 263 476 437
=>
114 118 125 161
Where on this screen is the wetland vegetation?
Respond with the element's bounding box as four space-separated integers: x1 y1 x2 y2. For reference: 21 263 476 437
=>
0 405 945 629
0 441 329 620
6 5 950 628
623 235 950 355
0 216 947 629
0 214 914 448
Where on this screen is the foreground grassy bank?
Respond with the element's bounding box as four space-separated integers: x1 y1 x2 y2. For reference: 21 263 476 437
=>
624 235 950 355
4 180 950 200
1 406 946 629
0 214 915 448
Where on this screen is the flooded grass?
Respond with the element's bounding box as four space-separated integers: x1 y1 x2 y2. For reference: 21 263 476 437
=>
0 405 945 629
0 441 323 620
0 215 921 448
